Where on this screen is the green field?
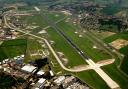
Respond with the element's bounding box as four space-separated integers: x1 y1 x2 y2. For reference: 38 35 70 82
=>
56 20 111 62
55 15 128 89
45 11 66 22
0 39 27 61
104 31 128 76
120 56 128 75
23 14 48 28
19 9 128 89
22 13 88 67
104 32 128 43
75 70 110 89
0 38 45 63
20 11 114 88
24 38 44 63
101 63 128 89
119 45 128 75
46 27 87 67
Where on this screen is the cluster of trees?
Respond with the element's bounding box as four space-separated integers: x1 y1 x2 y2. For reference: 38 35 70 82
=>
98 18 127 32
80 16 127 32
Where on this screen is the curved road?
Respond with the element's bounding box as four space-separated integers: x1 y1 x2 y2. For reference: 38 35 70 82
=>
41 12 120 89
4 12 120 89
3 13 91 72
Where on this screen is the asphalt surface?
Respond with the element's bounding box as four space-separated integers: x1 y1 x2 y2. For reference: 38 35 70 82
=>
4 13 91 72
41 13 89 61
40 13 120 89
4 11 120 89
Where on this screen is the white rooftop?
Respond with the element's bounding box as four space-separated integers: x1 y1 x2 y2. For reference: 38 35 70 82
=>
37 70 45 75
34 6 40 11
54 76 65 84
21 55 25 58
38 30 47 34
14 57 17 60
21 64 37 73
35 88 39 89
0 66 2 69
50 70 54 76
38 78 46 83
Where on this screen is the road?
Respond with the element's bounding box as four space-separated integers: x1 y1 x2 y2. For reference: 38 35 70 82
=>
39 15 67 32
41 13 89 60
3 13 91 72
40 11 120 89
4 11 120 89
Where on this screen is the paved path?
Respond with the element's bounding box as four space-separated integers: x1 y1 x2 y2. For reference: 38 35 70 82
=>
38 15 67 33
41 12 120 88
86 59 120 89
4 12 120 89
4 14 91 72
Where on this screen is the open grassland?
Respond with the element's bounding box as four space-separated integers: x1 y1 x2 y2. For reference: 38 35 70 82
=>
21 12 66 35
45 11 66 22
54 16 128 89
0 39 27 61
101 63 128 89
119 45 128 55
23 14 48 28
104 31 128 75
48 51 67 75
23 38 45 63
22 13 87 67
120 55 128 75
20 10 128 89
48 48 111 89
119 45 128 75
104 32 128 43
90 30 116 39
46 27 87 67
19 12 112 89
0 38 45 63
20 12 112 88
74 70 110 89
56 21 112 62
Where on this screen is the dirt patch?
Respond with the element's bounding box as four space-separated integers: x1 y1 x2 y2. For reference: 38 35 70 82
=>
110 39 128 49
71 64 90 70
101 31 116 38
97 59 115 66
57 52 68 65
